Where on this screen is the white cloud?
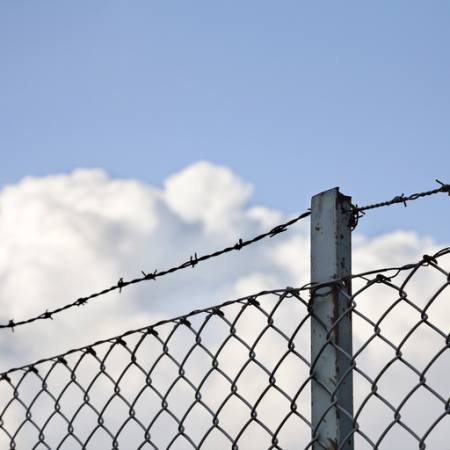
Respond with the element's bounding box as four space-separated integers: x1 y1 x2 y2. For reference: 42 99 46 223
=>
164 161 253 236
0 162 448 449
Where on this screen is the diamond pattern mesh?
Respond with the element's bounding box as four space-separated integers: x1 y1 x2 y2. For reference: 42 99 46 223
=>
0 251 449 449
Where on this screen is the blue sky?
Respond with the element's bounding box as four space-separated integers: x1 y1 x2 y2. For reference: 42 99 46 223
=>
1 1 449 240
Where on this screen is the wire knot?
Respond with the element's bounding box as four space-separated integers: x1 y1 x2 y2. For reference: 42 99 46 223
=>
285 286 299 295
85 347 96 356
190 253 198 267
141 270 157 280
76 298 88 306
436 179 450 195
375 274 391 284
179 318 191 327
117 278 125 293
392 194 407 207
234 239 244 250
422 254 437 265
42 310 53 320
247 297 260 307
350 205 365 230
115 338 127 346
146 327 158 336
211 307 225 317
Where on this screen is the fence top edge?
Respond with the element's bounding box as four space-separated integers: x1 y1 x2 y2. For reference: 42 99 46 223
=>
0 287 298 379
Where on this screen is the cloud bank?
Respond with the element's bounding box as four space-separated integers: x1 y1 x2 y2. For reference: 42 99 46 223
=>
0 162 448 449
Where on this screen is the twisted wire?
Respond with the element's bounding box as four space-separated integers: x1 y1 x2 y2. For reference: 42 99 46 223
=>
2 180 449 332
0 210 311 331
355 179 450 213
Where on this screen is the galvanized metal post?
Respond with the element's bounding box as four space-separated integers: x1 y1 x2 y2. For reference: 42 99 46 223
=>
310 187 353 450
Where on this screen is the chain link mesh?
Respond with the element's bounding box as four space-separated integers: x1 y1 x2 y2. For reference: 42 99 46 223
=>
0 250 449 449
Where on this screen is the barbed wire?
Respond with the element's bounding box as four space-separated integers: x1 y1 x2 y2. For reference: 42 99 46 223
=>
0 210 311 332
348 179 449 229
354 178 449 213
1 180 448 333
2 245 448 379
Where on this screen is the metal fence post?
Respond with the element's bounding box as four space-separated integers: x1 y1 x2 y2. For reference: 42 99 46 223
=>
310 187 353 450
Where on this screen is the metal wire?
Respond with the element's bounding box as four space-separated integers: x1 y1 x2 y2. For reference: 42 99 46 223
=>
345 179 450 230
1 249 448 449
2 180 448 333
0 288 313 450
355 179 450 213
0 210 311 332
310 248 450 449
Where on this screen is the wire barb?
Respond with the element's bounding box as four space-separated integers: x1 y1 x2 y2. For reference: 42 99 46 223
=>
234 239 244 250
117 277 124 293
190 253 199 267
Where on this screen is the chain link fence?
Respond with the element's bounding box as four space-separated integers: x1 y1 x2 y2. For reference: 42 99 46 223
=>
1 247 449 449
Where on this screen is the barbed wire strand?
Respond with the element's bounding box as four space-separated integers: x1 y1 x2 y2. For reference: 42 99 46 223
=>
355 179 450 213
1 180 448 332
0 210 311 332
348 179 450 229
2 245 448 379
